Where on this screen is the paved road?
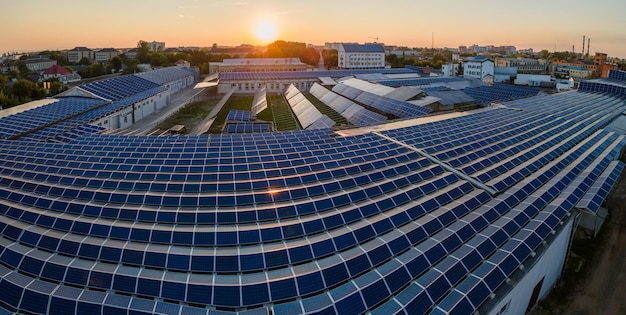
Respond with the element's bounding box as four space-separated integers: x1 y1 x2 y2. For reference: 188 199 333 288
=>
121 86 207 134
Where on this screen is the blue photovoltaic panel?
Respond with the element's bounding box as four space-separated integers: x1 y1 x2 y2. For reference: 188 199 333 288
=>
227 110 252 121
463 84 539 105
225 122 271 133
309 83 386 127
332 83 430 118
576 160 625 213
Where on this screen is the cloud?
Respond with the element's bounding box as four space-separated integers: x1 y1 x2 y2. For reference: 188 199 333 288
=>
176 15 195 19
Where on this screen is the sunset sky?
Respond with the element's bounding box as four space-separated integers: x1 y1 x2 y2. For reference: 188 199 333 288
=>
2 0 626 58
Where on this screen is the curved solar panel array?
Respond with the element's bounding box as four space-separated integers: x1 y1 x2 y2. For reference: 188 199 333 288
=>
332 83 431 118
134 67 195 86
0 70 625 315
79 76 162 101
310 83 387 127
0 98 107 140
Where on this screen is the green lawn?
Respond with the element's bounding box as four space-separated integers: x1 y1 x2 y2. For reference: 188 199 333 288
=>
267 95 300 131
303 92 350 126
208 96 254 133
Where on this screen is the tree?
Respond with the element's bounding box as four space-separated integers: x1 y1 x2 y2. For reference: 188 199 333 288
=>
456 62 464 76
10 79 46 102
78 57 90 65
137 40 150 64
48 81 65 96
89 62 106 77
15 61 30 78
150 53 168 67
122 59 142 74
111 56 123 72
264 41 320 66
322 49 338 69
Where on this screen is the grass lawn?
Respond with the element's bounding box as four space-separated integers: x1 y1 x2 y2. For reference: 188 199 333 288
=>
303 92 350 126
208 96 254 133
267 95 300 131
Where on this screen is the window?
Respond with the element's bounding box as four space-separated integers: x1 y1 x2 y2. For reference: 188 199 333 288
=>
496 300 510 315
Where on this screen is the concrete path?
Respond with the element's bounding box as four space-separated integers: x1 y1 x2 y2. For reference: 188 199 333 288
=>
121 86 207 134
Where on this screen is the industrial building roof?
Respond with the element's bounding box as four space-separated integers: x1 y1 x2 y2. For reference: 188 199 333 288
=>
0 69 625 315
341 43 385 53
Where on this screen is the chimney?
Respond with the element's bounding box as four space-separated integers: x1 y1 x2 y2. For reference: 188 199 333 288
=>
582 35 585 55
587 38 590 56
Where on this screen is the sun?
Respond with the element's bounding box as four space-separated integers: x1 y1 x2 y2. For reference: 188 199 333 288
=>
254 20 277 43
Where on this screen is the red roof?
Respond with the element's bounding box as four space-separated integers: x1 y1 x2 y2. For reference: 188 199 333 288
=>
43 64 70 75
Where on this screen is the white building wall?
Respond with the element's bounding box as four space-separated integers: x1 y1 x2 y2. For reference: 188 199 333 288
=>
442 64 459 77
515 74 551 86
481 61 495 81
338 52 385 69
464 59 494 83
91 91 169 130
219 79 317 94
484 216 573 315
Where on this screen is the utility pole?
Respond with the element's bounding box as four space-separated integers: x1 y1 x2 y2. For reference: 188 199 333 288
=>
432 32 434 51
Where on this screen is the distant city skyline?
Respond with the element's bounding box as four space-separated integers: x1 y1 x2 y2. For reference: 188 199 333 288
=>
2 0 626 58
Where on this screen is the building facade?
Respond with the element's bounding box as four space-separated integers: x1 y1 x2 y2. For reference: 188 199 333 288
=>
208 58 308 74
556 65 592 79
338 43 385 70
22 57 57 72
67 47 93 63
149 41 165 52
463 56 494 83
95 48 121 62
495 57 546 74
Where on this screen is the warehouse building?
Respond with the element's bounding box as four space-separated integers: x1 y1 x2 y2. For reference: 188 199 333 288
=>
0 69 624 315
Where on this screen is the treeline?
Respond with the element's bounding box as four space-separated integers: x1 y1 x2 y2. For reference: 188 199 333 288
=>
0 75 50 109
264 41 320 66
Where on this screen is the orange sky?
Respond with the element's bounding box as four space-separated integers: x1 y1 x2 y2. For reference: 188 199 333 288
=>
2 0 626 58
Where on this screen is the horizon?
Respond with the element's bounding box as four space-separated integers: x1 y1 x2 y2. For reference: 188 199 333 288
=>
2 0 626 59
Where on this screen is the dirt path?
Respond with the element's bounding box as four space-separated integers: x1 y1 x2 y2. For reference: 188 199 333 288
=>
561 172 626 315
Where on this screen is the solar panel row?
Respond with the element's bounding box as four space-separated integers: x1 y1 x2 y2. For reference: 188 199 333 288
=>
332 83 431 118
251 85 268 115
377 77 468 88
284 85 336 130
310 83 387 127
225 122 271 133
0 97 107 140
80 76 161 101
226 110 252 121
463 84 539 105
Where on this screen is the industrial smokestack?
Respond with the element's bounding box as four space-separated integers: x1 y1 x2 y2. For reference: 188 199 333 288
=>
587 38 590 56
582 35 585 55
